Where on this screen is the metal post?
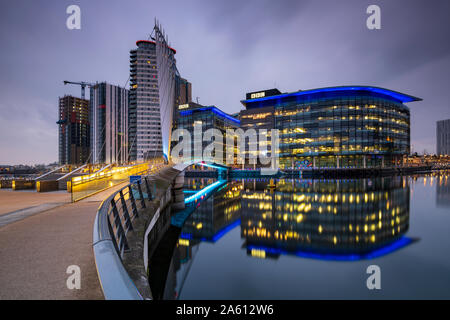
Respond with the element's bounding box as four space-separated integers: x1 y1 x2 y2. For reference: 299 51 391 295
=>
119 190 134 230
128 185 139 218
144 177 152 200
111 199 129 253
137 180 146 208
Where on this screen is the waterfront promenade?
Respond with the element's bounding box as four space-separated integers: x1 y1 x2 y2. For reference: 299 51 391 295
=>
0 189 70 216
0 184 127 299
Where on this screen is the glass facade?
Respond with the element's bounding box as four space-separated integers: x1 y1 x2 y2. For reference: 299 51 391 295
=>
172 103 240 164
241 87 421 169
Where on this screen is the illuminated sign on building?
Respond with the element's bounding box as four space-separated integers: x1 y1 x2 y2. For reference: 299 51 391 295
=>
245 89 281 100
250 92 265 99
178 104 189 110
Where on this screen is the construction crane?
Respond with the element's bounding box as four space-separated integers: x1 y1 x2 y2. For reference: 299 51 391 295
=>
63 80 96 99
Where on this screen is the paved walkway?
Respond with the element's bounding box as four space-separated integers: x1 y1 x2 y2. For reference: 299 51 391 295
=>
0 182 128 299
0 190 70 216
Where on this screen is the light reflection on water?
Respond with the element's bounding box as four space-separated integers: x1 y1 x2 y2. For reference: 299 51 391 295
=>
158 172 450 299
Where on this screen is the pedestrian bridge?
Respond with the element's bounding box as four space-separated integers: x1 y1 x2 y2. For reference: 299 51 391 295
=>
173 160 230 173
173 160 231 181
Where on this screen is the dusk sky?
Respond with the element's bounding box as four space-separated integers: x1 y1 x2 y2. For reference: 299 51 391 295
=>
0 0 449 165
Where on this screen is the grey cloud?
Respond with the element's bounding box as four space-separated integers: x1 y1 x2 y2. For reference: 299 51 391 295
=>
0 0 449 163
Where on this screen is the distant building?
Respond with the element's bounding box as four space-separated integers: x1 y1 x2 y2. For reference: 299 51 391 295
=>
172 102 240 164
173 76 192 124
57 95 90 165
90 82 129 164
175 76 192 106
240 86 421 169
437 119 450 156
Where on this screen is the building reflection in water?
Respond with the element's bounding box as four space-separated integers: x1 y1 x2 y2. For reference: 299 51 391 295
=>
241 177 411 260
162 179 242 299
180 180 242 242
162 176 413 299
436 172 450 208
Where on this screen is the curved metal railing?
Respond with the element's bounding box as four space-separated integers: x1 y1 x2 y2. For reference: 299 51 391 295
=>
92 174 157 300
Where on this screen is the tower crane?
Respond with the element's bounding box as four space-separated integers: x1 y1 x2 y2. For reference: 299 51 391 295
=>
63 80 96 99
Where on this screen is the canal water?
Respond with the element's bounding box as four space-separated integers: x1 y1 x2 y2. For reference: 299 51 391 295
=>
156 173 450 299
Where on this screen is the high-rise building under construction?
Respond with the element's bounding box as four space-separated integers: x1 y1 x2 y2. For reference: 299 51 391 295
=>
57 95 90 165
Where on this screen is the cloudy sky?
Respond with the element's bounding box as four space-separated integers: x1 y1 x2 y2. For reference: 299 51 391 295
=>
0 0 449 164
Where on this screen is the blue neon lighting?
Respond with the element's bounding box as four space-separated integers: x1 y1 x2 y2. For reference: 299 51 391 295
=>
180 218 241 243
180 106 240 125
210 219 241 242
184 180 226 204
246 236 413 261
241 86 421 104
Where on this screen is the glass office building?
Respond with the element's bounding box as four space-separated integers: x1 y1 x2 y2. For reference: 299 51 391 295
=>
172 102 240 164
241 86 421 169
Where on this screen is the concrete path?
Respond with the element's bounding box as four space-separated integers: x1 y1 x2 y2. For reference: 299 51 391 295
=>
0 202 68 228
0 189 70 216
0 182 128 299
0 201 103 299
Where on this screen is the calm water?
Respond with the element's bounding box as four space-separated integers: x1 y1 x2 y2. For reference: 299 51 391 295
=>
159 173 450 299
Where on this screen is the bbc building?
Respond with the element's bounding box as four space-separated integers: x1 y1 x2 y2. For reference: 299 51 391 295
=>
240 86 421 169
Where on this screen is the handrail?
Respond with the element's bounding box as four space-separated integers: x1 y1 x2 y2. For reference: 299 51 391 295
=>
92 164 172 300
57 164 87 181
73 163 151 186
93 176 152 299
95 163 113 174
34 165 66 181
93 194 143 300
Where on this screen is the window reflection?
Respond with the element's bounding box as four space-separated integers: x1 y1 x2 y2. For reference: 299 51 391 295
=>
159 176 414 299
241 177 412 259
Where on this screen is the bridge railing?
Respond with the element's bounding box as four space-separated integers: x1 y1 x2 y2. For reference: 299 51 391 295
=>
93 164 179 300
93 175 156 300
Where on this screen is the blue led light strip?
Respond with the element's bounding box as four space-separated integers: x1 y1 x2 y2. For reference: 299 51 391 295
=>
241 86 421 104
184 180 227 204
246 236 413 261
180 106 240 125
180 218 241 243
